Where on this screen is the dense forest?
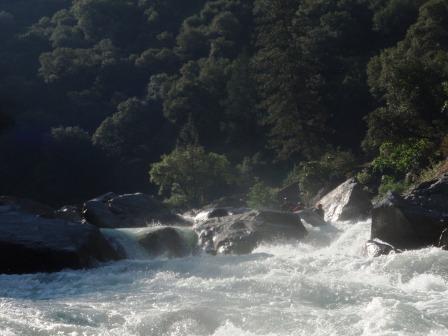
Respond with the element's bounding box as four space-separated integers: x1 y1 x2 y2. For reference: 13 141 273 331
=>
0 0 447 208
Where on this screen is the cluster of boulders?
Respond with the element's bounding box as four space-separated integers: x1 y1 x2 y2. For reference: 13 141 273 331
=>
0 193 188 274
1 171 446 274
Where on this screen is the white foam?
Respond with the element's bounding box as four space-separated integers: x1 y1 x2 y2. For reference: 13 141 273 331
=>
1 219 447 335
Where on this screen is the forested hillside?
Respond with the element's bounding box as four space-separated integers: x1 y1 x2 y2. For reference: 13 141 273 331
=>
0 0 447 207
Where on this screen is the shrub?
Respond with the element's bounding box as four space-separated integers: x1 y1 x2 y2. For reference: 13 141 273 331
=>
372 139 433 178
149 145 235 207
377 175 410 196
247 180 279 209
286 149 356 203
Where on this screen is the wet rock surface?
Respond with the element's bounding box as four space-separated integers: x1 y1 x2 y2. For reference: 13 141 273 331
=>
195 210 307 255
0 199 120 274
364 239 400 257
371 174 448 250
318 178 372 222
83 192 187 228
137 227 195 258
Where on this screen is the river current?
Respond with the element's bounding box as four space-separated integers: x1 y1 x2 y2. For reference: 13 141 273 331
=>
0 219 447 336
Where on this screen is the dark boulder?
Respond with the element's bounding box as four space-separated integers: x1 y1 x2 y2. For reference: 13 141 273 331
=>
0 196 54 218
137 227 196 258
55 205 84 223
195 210 307 255
0 201 120 274
364 239 401 257
297 208 327 226
371 191 448 250
318 178 372 222
83 192 187 228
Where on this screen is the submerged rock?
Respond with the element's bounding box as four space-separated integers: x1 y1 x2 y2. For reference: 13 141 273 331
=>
371 180 448 249
0 199 120 274
364 239 400 257
83 192 187 228
318 178 372 222
195 210 307 255
138 227 196 258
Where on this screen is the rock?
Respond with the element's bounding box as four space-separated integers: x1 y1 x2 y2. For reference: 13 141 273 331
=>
371 192 448 250
137 227 196 258
195 210 307 255
364 239 400 257
0 202 120 274
404 173 448 213
83 192 187 228
318 178 372 222
55 205 84 223
208 208 231 218
438 228 448 250
192 207 251 224
297 208 327 226
0 196 55 218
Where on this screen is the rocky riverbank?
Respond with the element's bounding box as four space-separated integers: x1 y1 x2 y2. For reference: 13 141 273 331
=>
1 172 447 274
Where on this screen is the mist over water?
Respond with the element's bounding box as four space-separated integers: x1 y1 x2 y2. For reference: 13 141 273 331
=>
1 220 447 336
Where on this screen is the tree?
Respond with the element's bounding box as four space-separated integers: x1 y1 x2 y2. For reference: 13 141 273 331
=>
149 145 234 207
254 0 328 160
364 0 448 150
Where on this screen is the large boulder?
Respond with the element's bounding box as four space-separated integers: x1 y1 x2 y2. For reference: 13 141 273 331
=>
371 187 448 250
195 210 307 255
83 192 187 228
318 178 372 222
137 227 197 258
0 199 120 274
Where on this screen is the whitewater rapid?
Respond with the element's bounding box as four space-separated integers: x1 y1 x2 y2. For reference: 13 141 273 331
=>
1 220 447 336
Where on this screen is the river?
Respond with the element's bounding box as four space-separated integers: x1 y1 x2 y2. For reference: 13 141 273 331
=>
0 220 447 335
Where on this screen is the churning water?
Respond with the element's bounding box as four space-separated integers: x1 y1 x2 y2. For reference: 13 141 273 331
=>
1 220 448 336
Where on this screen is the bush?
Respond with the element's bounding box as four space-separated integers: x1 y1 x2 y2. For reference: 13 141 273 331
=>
372 139 433 178
286 149 356 203
247 180 279 209
149 145 235 207
356 169 373 186
377 175 410 196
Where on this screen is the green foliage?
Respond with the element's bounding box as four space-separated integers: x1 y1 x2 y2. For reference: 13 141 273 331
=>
377 175 410 196
372 139 433 177
364 0 448 151
149 146 234 207
1 0 447 206
286 149 356 203
247 180 279 210
356 169 374 186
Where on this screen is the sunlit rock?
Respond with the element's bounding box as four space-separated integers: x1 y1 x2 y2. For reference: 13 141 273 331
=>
364 239 400 257
318 178 372 222
195 210 307 255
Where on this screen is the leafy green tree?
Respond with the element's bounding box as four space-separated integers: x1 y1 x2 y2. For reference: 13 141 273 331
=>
364 0 448 150
247 180 279 209
149 145 234 207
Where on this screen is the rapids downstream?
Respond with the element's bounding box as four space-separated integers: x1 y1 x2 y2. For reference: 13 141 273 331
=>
1 220 448 336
